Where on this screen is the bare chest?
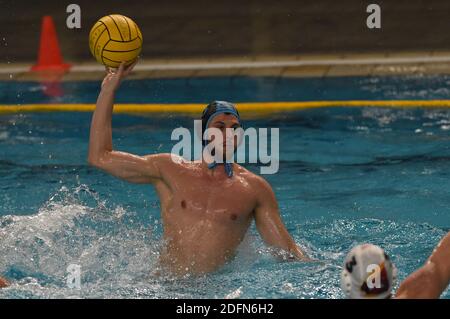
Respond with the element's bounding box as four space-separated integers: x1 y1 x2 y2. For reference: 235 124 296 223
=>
164 173 256 223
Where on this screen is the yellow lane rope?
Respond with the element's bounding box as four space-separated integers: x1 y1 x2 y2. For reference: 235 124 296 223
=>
1 100 450 114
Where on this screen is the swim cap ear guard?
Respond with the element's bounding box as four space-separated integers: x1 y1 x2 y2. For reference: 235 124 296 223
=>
340 244 397 299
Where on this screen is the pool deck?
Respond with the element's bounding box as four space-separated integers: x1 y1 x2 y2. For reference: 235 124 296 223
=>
2 51 450 82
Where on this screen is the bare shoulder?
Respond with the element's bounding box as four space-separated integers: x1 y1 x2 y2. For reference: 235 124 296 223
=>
234 165 274 195
143 153 186 168
145 153 199 177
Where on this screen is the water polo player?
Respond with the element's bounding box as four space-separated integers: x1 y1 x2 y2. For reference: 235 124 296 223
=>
87 62 310 276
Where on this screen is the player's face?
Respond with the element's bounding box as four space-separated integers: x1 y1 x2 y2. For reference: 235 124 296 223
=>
208 114 241 160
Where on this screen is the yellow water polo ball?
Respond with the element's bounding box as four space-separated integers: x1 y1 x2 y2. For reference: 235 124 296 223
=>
89 14 142 68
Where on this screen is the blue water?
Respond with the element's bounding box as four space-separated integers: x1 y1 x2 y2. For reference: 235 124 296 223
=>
3 74 450 104
0 76 449 299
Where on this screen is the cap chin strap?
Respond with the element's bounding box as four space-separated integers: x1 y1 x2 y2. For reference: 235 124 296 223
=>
207 161 233 177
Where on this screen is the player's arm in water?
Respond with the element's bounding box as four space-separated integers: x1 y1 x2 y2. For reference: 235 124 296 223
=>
253 176 311 261
0 276 8 288
395 232 450 299
88 61 173 184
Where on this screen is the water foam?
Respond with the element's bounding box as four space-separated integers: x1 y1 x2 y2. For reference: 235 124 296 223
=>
0 185 162 298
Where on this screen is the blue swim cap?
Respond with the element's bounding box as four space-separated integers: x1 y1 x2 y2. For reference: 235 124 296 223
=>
201 101 241 144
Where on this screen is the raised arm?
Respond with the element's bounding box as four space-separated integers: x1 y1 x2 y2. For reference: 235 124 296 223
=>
395 232 450 299
88 61 170 184
253 176 310 261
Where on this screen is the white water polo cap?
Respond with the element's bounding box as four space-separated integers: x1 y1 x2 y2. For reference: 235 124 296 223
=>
341 244 397 299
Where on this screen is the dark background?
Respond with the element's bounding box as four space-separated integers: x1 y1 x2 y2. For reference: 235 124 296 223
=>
1 0 450 63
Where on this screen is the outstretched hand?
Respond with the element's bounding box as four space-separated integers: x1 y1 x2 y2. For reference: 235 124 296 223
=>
101 59 138 93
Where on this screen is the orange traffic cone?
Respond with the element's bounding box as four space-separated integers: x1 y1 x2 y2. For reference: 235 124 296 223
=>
31 16 71 72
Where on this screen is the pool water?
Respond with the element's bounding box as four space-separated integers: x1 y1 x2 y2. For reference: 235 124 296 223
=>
0 76 449 299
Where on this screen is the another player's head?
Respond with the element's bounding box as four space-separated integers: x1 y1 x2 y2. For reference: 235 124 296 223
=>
341 244 397 299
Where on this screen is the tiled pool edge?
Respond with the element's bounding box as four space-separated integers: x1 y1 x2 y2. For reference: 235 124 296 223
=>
3 51 450 81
